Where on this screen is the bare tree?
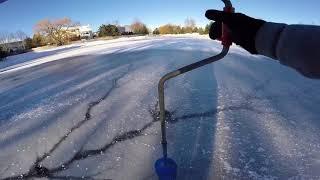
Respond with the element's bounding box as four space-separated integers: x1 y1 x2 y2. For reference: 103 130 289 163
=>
15 31 27 41
112 20 119 26
184 18 196 28
0 30 28 54
184 18 197 33
34 18 77 46
0 31 27 44
0 31 8 44
15 31 28 49
130 19 149 35
0 32 9 58
0 31 12 52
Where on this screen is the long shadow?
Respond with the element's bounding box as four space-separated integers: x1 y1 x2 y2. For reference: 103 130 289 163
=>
0 46 83 71
0 55 130 148
0 44 157 147
159 51 219 180
230 55 320 178
203 52 320 178
0 44 152 117
0 63 133 180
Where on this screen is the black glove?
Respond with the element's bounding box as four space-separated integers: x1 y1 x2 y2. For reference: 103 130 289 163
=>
205 10 266 54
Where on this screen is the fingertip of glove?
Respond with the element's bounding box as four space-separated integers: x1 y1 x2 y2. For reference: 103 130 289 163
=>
209 31 215 40
205 10 221 20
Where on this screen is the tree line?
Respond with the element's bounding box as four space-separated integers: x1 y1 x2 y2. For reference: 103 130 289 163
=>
0 17 80 59
1 17 211 60
0 31 33 59
98 20 149 37
153 18 210 35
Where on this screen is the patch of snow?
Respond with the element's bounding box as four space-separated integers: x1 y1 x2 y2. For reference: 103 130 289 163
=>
258 147 265 152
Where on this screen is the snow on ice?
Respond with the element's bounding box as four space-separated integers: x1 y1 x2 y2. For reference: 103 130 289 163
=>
0 35 320 179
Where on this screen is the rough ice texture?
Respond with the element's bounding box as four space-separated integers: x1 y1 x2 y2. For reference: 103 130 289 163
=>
0 36 320 180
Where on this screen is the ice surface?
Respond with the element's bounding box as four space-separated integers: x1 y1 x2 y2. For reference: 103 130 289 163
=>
0 36 320 179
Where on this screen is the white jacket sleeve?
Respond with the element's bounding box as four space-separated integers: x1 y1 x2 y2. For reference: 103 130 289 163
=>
255 22 320 78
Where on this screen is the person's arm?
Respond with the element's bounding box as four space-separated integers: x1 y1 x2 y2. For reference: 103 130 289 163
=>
256 23 320 78
205 10 320 79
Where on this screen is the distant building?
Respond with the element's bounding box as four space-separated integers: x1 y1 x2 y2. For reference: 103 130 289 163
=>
66 25 93 39
0 40 25 53
117 26 125 34
124 25 133 33
117 25 133 35
79 25 93 39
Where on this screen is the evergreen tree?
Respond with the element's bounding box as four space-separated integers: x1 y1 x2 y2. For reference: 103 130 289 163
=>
204 23 212 34
0 46 7 60
24 37 34 49
198 27 205 35
32 33 46 47
98 24 120 37
153 28 160 35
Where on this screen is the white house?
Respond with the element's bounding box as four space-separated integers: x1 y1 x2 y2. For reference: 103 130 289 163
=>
117 25 133 34
79 25 93 39
66 25 93 39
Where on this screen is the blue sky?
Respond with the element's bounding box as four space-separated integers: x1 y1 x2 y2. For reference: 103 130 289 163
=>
0 0 319 36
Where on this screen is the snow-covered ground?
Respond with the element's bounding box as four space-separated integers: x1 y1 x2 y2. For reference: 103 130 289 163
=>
0 36 320 180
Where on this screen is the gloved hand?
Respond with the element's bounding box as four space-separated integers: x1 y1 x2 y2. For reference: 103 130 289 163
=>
205 10 266 54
